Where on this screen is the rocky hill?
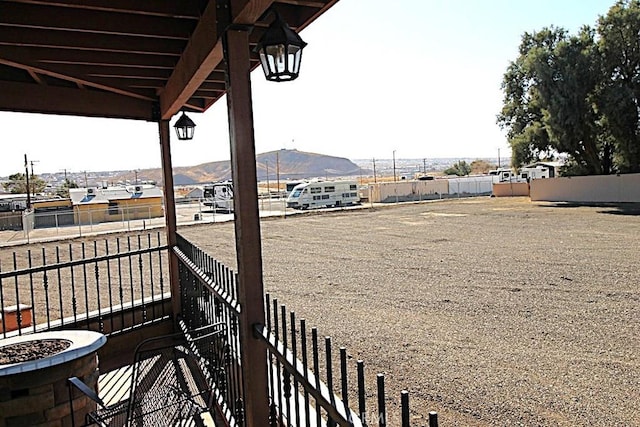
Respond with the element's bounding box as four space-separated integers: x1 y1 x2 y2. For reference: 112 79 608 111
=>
126 149 364 185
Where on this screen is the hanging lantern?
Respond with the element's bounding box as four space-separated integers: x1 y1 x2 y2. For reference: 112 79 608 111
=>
255 11 307 82
174 111 196 140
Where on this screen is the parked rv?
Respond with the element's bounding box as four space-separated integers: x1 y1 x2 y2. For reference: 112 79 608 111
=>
202 181 233 212
519 165 550 181
286 180 359 210
488 168 516 182
285 180 307 195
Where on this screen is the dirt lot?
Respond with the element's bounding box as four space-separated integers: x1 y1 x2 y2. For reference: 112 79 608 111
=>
178 196 640 426
2 196 638 426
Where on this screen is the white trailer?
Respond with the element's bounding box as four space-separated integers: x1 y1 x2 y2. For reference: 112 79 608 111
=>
286 180 359 210
519 165 550 181
488 168 517 182
202 181 234 212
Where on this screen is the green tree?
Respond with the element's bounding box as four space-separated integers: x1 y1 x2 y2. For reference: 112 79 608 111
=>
2 172 47 194
498 27 609 174
56 179 79 198
444 160 472 176
497 29 562 169
596 0 640 173
498 1 640 175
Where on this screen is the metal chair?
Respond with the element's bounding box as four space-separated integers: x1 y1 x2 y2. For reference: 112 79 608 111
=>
179 321 230 396
69 332 214 427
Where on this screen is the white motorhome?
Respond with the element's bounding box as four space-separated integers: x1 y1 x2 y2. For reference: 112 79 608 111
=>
202 181 233 212
286 180 359 210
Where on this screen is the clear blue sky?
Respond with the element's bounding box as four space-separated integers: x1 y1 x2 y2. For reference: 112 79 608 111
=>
0 0 615 177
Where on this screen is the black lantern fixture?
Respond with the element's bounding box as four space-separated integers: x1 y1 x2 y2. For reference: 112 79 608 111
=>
174 111 196 140
255 11 307 82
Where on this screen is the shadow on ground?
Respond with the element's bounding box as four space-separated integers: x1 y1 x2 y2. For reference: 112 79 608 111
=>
541 202 640 216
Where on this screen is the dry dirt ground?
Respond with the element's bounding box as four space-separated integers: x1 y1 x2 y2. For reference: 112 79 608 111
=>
2 196 639 426
178 196 640 426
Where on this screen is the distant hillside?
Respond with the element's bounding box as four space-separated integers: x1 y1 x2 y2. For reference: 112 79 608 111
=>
118 149 364 185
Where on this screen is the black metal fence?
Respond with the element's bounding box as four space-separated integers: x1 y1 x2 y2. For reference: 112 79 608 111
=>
0 231 170 338
175 234 438 427
174 233 245 424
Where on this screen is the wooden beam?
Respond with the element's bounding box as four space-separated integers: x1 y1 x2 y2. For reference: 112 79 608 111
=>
3 0 204 19
0 81 154 120
158 119 182 322
159 0 274 119
0 27 185 55
27 63 172 80
159 1 221 119
275 0 328 7
27 69 44 84
0 2 194 39
230 0 274 24
224 27 269 427
0 45 178 69
0 58 154 101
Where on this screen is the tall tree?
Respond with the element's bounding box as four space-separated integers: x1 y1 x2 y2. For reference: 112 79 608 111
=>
2 173 47 194
498 26 612 175
596 0 640 173
533 27 608 175
56 179 79 198
497 28 564 169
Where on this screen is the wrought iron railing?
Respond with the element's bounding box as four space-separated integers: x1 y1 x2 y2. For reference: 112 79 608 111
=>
0 231 170 338
175 233 245 424
257 295 439 427
175 234 439 427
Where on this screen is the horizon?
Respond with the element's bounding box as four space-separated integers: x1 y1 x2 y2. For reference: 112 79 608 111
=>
1 152 511 178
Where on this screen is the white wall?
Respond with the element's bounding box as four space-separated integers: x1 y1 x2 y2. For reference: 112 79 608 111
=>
368 176 493 203
448 177 494 195
530 173 640 202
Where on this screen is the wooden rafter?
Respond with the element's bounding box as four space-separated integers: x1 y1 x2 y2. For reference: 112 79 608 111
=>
0 0 338 119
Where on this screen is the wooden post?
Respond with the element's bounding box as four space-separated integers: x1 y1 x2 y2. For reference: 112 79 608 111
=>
158 119 181 322
224 28 269 425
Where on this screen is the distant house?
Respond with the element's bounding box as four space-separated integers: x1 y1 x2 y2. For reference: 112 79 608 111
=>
69 184 163 224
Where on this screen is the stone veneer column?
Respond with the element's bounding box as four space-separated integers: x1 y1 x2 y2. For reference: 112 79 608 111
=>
0 351 99 427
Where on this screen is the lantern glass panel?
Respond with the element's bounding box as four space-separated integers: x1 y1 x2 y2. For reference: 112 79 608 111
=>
175 124 194 140
288 45 302 74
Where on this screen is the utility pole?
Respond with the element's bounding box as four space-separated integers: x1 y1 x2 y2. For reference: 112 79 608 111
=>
423 158 427 174
29 160 39 196
24 154 31 209
498 148 501 169
393 150 397 182
372 158 377 183
265 160 270 195
84 171 88 188
276 151 280 196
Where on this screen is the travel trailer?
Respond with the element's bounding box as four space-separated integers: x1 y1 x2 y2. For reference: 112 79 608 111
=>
202 181 233 212
286 180 359 210
519 165 551 181
488 168 517 182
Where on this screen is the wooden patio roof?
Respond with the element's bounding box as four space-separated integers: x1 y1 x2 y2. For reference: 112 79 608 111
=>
0 0 338 121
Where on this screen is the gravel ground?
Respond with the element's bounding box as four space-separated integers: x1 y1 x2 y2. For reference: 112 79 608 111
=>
180 196 640 426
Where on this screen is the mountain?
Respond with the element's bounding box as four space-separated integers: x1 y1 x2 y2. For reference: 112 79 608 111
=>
128 149 364 185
